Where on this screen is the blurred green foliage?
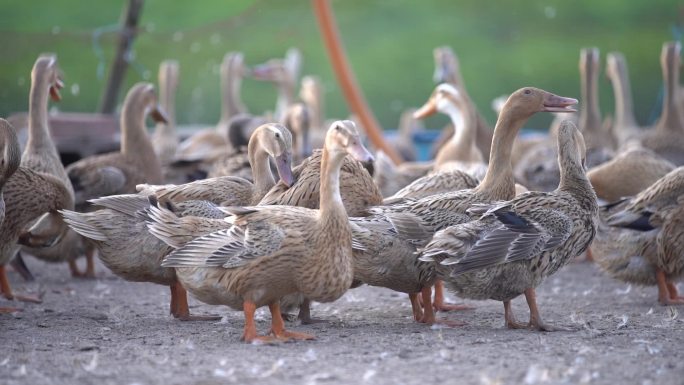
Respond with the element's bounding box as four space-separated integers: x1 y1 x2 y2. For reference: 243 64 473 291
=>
0 0 680 131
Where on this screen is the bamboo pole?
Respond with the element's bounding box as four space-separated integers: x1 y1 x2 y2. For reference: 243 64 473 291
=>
312 0 403 164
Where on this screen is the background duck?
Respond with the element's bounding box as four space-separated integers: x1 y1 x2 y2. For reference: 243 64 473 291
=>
250 48 302 122
173 52 250 164
153 60 180 167
421 121 598 331
577 47 614 167
157 121 373 343
638 42 684 166
603 167 684 304
605 52 642 148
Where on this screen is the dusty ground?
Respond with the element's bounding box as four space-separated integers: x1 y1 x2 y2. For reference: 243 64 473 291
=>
1 256 683 385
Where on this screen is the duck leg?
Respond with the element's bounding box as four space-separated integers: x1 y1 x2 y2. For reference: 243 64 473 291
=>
171 281 221 321
504 300 527 329
269 302 315 341
656 270 684 305
70 246 97 279
0 265 42 304
297 298 327 324
433 280 474 311
418 286 464 327
9 253 34 281
666 282 684 302
409 292 423 321
523 288 567 331
242 301 277 343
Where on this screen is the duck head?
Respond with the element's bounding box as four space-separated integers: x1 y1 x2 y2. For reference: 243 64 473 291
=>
32 53 64 102
326 120 374 163
503 87 578 116
413 83 466 119
124 82 169 124
252 123 295 187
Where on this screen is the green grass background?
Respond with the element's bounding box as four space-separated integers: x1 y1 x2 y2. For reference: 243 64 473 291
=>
0 0 680 131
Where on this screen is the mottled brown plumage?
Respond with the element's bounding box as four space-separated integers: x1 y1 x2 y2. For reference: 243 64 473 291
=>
421 121 598 331
141 123 294 207
259 148 381 217
156 120 373 342
66 83 165 205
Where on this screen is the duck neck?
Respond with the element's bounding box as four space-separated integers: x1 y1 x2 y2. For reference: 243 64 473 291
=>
659 55 684 132
304 92 324 130
319 147 347 218
274 78 295 122
248 139 276 197
579 64 602 136
120 103 162 183
475 108 521 200
221 63 246 123
559 154 596 208
26 73 56 152
435 102 483 166
610 65 638 129
155 72 176 138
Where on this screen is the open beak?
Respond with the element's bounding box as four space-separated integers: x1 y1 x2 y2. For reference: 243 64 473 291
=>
542 93 578 113
413 98 438 119
275 152 294 187
250 63 274 80
348 141 374 163
49 77 64 102
151 105 169 124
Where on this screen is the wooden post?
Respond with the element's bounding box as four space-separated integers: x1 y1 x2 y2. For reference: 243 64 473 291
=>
312 0 403 164
98 0 144 114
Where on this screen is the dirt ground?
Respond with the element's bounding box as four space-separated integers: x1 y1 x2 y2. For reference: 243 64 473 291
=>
1 255 683 385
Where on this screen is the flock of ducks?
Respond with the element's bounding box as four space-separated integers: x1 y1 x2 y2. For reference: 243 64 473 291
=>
1 42 683 343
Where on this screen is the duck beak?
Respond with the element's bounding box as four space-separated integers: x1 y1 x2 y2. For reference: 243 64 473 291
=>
542 93 578 113
275 152 294 187
348 142 374 163
413 98 438 119
151 105 169 123
49 77 64 102
250 63 275 81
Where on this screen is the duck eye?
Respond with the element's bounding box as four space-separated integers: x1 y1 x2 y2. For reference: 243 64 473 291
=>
524 89 531 95
275 132 280 139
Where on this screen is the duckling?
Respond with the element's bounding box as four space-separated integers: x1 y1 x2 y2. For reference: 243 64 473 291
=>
156 121 374 343
421 121 598 331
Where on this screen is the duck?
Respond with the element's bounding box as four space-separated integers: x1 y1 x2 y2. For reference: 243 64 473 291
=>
596 167 684 304
420 120 598 331
432 46 493 161
66 82 166 204
173 52 250 163
140 123 295 207
373 83 486 197
61 194 223 320
153 60 180 166
154 120 374 343
298 75 327 151
356 87 577 323
587 148 675 203
384 170 479 203
250 48 302 122
415 83 487 177
639 42 684 165
0 120 21 312
0 119 73 309
578 47 614 167
605 52 642 147
16 54 87 278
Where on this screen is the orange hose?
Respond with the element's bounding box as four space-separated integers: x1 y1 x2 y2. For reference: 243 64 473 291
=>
312 0 403 164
